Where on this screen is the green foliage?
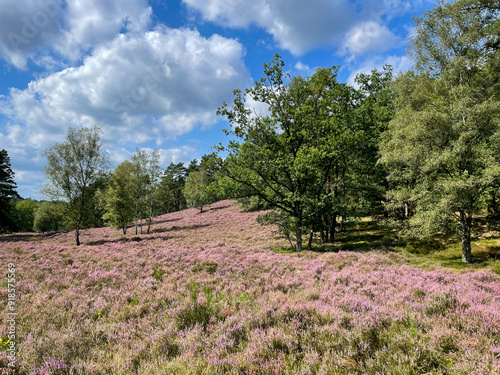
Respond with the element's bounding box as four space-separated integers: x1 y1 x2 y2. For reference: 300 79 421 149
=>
14 198 39 232
0 337 11 350
42 126 109 245
380 0 500 263
129 148 161 234
128 294 139 307
0 149 19 233
258 210 296 249
183 169 211 213
176 279 221 331
218 55 394 251
33 201 67 233
157 162 188 213
238 196 270 211
103 160 135 234
152 265 165 281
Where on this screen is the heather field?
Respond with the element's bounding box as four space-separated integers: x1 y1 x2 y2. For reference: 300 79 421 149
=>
1 200 500 375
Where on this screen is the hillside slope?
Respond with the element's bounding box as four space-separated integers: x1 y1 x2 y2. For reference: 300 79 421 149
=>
0 200 499 374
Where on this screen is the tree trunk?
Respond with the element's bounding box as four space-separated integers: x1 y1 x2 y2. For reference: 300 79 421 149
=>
489 190 497 215
307 230 314 250
460 211 472 263
320 230 325 243
200 206 203 213
295 221 302 252
123 226 127 235
75 228 80 246
135 201 138 235
339 216 345 233
140 211 143 234
147 200 153 234
329 214 336 243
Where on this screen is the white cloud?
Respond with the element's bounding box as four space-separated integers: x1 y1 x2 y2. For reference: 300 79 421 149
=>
294 61 310 72
56 0 152 61
0 0 63 68
346 55 413 87
182 0 431 56
0 27 250 148
0 0 151 68
341 21 400 58
106 146 197 167
183 0 354 55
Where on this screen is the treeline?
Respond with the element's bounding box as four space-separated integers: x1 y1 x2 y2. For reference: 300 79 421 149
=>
0 143 223 242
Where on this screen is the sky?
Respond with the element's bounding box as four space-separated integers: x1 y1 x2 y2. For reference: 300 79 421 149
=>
0 0 436 199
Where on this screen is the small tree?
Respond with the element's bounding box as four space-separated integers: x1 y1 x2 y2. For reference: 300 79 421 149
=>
103 161 135 234
184 169 210 213
42 126 109 245
33 202 66 233
145 150 161 234
130 149 149 235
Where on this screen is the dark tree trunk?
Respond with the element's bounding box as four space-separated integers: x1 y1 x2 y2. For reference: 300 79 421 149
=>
329 214 336 243
488 190 497 215
339 216 345 233
308 230 314 250
320 230 325 243
147 200 153 234
135 201 138 235
123 226 127 235
75 228 80 246
295 221 302 252
460 211 472 263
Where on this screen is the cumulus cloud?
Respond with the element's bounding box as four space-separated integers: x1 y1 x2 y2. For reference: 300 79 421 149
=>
0 0 63 68
182 0 431 56
346 55 413 87
294 61 310 72
341 21 400 58
0 0 151 68
183 0 354 55
0 27 250 147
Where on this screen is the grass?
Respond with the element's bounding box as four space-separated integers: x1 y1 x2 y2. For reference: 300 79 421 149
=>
317 216 500 273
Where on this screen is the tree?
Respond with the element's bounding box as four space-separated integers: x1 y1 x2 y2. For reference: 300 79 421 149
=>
379 0 500 262
158 162 188 213
103 161 135 234
145 150 161 234
130 149 149 235
42 126 109 245
129 149 161 234
0 149 19 232
184 169 211 213
33 201 66 233
14 199 39 232
218 56 370 251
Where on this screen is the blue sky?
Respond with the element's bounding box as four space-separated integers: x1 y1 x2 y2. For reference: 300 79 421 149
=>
0 0 435 199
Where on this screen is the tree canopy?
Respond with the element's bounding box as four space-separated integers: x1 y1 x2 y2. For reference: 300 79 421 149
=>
42 126 109 245
380 0 500 262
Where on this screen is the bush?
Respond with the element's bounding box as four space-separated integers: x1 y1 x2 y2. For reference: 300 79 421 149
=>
33 202 66 233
